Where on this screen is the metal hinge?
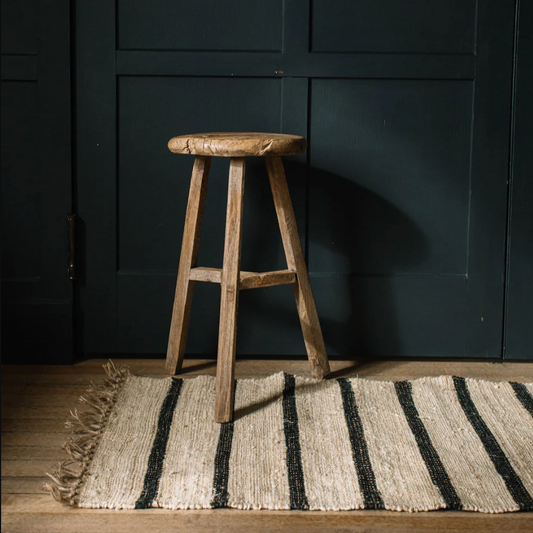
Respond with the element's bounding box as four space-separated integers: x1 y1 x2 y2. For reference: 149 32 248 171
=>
67 214 76 280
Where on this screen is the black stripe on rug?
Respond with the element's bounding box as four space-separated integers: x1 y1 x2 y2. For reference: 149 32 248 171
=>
211 382 237 508
282 373 309 510
135 378 183 509
453 376 533 511
337 378 384 510
395 380 462 510
510 382 533 418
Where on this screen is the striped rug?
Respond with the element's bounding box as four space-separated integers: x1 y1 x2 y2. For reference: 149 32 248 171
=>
45 365 533 512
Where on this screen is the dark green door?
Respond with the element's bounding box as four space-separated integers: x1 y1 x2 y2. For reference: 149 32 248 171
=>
1 0 73 363
77 0 516 359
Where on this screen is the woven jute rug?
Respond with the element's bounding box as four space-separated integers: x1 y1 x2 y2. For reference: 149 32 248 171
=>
45 363 533 512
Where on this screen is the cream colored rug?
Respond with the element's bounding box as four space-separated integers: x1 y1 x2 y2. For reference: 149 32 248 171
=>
45 363 533 512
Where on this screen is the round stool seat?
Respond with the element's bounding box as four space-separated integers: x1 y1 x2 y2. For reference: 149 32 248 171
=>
168 132 307 157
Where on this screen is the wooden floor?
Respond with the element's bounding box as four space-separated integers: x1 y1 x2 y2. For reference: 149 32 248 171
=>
2 357 533 533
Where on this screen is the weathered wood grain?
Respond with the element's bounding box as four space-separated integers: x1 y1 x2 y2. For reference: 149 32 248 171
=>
239 269 296 290
166 156 211 376
168 132 307 157
189 266 223 283
215 158 246 423
189 267 296 290
266 156 330 379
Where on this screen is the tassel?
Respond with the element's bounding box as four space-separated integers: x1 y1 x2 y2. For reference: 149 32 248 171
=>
44 361 130 506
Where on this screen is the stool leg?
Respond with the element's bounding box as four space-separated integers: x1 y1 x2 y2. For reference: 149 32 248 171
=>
215 157 246 423
166 156 211 375
266 156 330 379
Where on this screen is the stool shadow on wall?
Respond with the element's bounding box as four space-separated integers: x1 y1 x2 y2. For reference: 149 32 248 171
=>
237 160 430 364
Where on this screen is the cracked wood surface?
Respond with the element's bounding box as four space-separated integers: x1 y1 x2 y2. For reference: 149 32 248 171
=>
167 132 307 157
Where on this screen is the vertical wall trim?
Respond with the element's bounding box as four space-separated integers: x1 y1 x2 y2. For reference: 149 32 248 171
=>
502 0 521 359
464 0 515 358
76 0 118 352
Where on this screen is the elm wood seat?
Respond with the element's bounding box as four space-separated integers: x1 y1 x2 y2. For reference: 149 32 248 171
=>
165 132 330 423
168 132 307 158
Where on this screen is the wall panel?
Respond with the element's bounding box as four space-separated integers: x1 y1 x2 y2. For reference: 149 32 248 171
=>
118 0 283 51
309 79 473 275
311 0 476 53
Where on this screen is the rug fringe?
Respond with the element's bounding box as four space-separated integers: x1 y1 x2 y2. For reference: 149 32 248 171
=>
43 360 131 505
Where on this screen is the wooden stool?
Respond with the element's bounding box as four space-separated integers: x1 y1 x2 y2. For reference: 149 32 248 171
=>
165 132 330 423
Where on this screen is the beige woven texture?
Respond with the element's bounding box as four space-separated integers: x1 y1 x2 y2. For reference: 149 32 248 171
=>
46 372 533 513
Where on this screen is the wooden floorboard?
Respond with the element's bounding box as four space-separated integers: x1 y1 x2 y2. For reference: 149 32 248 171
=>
1 446 66 461
1 477 48 495
2 357 533 533
3 494 533 533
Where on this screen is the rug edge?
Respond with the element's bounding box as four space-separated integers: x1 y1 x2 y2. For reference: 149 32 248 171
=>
43 361 131 506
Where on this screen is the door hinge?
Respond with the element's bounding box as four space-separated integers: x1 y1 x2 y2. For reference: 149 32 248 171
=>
67 214 76 280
